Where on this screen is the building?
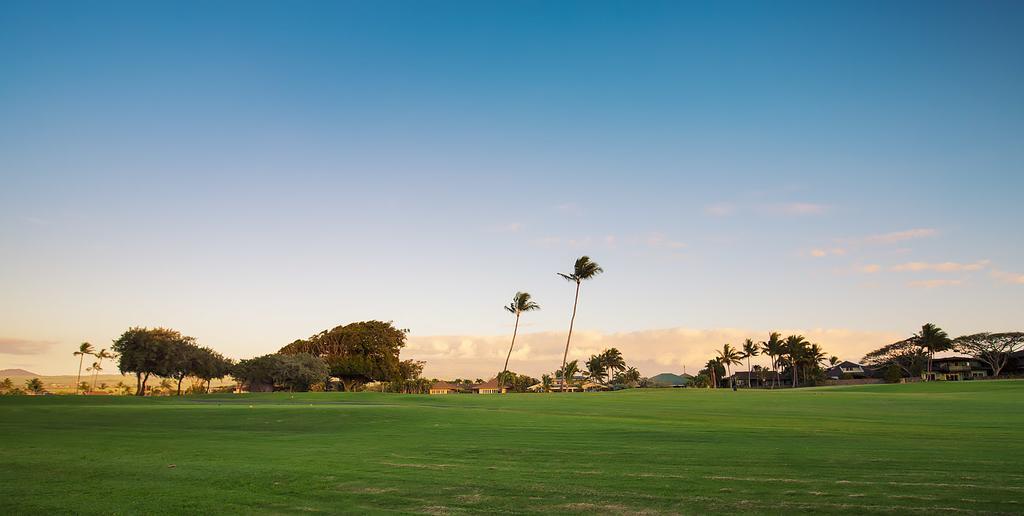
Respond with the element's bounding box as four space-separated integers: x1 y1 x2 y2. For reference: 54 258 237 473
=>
729 370 777 388
471 378 507 394
824 361 873 380
428 381 464 395
923 357 988 381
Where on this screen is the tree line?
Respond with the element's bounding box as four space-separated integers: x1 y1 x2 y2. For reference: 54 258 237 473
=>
694 334 835 389
69 320 422 396
862 323 1023 379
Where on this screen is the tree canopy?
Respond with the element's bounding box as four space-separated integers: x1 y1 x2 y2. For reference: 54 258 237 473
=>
279 320 410 391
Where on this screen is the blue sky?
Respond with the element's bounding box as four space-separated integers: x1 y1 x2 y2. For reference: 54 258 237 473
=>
1 1 1022 377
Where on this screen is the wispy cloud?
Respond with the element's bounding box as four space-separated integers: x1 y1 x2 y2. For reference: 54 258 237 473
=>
487 223 523 233
704 202 736 217
763 202 829 216
644 232 685 250
859 264 881 273
0 338 57 355
554 203 583 216
907 279 964 288
809 247 846 258
865 228 937 244
991 269 1024 285
705 201 829 217
891 259 989 272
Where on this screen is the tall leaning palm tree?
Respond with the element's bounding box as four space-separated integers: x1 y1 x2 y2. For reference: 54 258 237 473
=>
917 323 951 381
717 343 743 388
761 332 783 388
742 338 759 388
501 292 540 385
73 342 95 395
557 256 603 391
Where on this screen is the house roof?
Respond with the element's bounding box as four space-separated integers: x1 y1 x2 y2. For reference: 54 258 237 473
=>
833 361 864 369
472 378 505 390
931 356 978 364
429 381 463 390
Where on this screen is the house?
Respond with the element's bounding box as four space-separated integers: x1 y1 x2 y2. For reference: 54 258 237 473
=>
923 357 988 381
649 373 692 388
580 381 610 392
471 378 507 394
729 371 776 388
428 381 463 395
824 361 872 380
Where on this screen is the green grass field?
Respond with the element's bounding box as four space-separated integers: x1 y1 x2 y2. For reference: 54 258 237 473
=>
2 381 1022 514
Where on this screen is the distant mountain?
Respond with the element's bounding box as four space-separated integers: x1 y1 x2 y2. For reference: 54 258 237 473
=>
0 368 40 377
649 372 692 386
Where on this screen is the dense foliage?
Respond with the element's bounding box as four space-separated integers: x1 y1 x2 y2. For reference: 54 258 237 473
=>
279 320 411 391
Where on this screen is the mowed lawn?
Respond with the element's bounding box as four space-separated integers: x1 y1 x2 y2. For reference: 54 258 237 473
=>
2 382 1022 514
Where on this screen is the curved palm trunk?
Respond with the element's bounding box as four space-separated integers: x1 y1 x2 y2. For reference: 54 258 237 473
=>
559 281 581 392
501 313 521 394
76 355 85 394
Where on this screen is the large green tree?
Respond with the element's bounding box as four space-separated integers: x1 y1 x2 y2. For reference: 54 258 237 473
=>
862 338 927 377
112 327 195 396
502 292 540 384
953 332 1024 377
280 320 410 391
557 256 603 391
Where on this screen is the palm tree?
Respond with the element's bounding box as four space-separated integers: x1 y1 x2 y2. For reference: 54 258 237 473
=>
829 356 839 367
704 358 722 388
917 323 951 381
717 343 743 388
541 374 553 393
804 343 827 384
761 332 783 388
87 361 104 391
619 366 641 386
783 335 809 388
601 348 625 383
91 349 114 391
585 354 607 383
556 359 581 391
501 292 540 387
73 342 95 395
742 338 759 388
557 256 603 391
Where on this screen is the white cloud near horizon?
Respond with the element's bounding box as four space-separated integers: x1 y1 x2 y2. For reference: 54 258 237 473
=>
406 327 901 380
0 338 57 355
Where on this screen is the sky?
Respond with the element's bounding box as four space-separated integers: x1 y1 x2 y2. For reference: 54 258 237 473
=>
1 1 1022 379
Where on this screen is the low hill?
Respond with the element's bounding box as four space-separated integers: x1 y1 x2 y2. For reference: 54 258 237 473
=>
649 372 692 386
0 368 39 377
